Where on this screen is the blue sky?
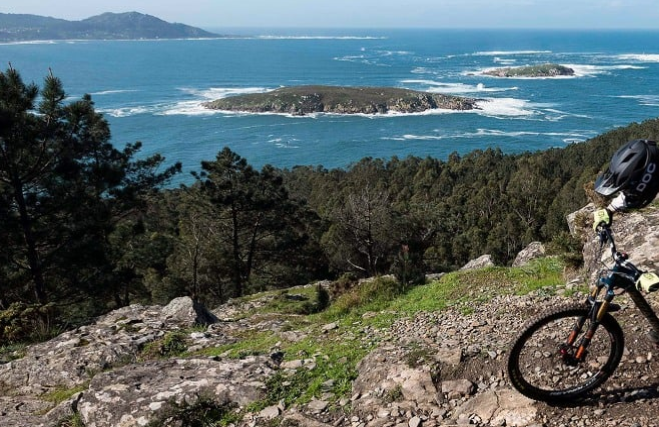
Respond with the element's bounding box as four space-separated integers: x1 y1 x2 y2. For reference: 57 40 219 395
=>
2 0 659 29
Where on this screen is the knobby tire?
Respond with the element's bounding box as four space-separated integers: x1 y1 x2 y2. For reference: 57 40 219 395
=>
507 303 624 403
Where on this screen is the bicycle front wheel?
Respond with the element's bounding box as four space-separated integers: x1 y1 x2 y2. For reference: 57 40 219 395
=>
507 304 624 403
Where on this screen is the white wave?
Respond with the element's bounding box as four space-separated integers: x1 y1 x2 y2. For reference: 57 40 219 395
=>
333 55 386 66
475 98 537 117
90 89 139 96
411 67 436 75
382 129 595 142
566 64 645 77
401 79 517 94
616 54 659 62
255 35 386 40
269 137 300 149
617 95 659 107
0 39 58 46
180 86 272 100
99 106 152 118
472 50 552 56
493 57 516 65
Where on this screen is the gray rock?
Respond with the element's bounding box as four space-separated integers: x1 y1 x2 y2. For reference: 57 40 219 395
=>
77 356 272 427
460 254 495 271
512 242 546 267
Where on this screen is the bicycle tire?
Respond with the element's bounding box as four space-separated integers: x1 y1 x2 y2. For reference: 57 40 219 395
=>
507 303 624 402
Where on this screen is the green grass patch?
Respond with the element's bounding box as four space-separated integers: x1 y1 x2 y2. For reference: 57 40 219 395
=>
42 384 88 405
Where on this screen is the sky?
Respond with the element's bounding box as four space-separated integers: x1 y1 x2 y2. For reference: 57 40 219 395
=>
2 0 659 30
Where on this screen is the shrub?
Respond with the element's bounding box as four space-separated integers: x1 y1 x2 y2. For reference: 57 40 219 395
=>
0 302 58 343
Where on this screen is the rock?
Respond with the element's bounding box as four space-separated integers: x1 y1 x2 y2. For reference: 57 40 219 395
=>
259 405 280 419
352 346 440 412
307 399 329 412
568 203 659 281
441 379 475 398
460 254 494 270
455 389 536 426
161 296 219 326
76 356 273 427
512 242 546 267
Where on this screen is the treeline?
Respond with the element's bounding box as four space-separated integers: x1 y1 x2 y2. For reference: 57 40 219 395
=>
3 67 659 333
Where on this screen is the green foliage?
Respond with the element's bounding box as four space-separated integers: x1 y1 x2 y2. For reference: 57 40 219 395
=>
327 276 406 316
42 384 88 405
0 66 180 320
140 331 188 360
0 302 58 343
55 412 85 427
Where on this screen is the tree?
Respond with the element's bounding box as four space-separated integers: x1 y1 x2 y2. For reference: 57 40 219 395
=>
0 67 180 309
325 185 398 276
195 148 323 298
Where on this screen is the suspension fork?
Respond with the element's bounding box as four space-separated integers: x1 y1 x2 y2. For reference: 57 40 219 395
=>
565 287 613 361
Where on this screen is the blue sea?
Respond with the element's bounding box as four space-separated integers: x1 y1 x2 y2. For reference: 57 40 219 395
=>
3 28 659 183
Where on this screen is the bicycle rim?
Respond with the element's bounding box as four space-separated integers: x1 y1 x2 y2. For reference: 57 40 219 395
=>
507 304 624 402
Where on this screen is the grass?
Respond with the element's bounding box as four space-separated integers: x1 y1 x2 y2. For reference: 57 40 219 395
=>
191 257 568 416
42 384 88 405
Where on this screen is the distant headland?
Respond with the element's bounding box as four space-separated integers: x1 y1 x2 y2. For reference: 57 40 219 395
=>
483 63 575 78
202 85 480 116
0 12 221 42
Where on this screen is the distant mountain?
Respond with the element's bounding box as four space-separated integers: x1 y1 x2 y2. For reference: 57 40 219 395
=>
0 12 220 42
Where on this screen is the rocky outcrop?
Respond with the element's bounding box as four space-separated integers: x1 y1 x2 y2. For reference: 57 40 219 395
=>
77 357 273 427
0 297 219 395
203 85 480 116
483 63 575 78
567 203 659 281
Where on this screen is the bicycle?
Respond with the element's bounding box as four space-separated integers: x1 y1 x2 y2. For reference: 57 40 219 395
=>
506 223 659 403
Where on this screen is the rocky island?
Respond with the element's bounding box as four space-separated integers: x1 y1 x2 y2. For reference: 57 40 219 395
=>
202 85 480 116
483 63 575 78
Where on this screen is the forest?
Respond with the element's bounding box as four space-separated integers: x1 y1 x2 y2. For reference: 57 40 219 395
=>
3 67 659 340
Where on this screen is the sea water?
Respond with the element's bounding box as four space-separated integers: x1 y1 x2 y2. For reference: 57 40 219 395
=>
2 28 659 183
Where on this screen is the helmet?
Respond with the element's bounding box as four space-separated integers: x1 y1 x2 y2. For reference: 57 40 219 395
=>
594 139 659 209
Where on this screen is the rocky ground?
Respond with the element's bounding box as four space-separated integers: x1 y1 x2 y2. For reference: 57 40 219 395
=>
3 283 659 427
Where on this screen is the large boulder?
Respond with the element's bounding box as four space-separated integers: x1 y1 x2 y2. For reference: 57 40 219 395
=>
512 242 546 267
568 203 659 282
460 254 495 271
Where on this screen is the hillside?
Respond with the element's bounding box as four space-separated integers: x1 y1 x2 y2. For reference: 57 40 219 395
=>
0 12 220 41
5 202 659 426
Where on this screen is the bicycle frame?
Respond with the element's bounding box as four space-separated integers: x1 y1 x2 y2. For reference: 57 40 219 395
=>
571 225 659 362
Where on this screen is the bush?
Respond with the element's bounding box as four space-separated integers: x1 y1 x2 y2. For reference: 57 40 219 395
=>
0 302 58 343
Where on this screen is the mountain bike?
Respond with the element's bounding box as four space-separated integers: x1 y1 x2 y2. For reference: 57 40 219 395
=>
506 223 659 403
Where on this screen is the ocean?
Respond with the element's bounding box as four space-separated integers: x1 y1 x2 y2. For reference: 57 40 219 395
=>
2 28 659 184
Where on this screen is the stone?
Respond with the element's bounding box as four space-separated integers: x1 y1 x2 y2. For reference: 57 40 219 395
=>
76 356 273 427
512 241 546 267
460 254 495 270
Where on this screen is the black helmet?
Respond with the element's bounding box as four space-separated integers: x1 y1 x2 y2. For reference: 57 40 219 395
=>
594 139 659 209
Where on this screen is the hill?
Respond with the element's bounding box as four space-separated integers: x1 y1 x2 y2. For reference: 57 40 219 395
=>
0 12 220 41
